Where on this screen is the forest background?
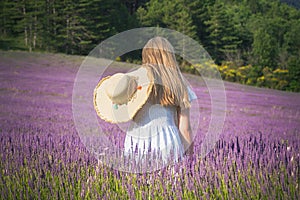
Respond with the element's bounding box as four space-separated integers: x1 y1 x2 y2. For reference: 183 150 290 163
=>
1 0 299 91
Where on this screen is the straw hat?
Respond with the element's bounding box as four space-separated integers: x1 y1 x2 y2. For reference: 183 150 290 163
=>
93 66 153 123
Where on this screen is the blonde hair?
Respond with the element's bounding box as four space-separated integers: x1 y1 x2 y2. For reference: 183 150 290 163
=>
142 37 190 109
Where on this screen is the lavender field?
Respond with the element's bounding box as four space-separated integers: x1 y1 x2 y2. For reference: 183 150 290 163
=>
0 50 299 199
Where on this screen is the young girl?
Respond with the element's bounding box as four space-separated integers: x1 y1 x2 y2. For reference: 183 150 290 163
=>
123 37 197 165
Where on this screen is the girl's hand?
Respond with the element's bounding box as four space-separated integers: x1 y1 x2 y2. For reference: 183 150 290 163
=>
184 141 194 156
177 107 194 157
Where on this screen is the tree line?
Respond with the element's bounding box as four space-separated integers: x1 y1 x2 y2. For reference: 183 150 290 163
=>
1 0 299 91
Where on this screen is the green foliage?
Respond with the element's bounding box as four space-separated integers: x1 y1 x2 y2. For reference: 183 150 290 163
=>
286 56 300 92
281 0 300 9
0 0 135 55
137 0 197 40
187 0 214 45
204 1 242 64
135 0 299 92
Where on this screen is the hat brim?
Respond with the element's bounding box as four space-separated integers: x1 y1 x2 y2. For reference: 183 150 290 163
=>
93 66 153 123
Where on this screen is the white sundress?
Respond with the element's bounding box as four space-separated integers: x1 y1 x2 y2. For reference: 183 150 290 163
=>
124 85 197 167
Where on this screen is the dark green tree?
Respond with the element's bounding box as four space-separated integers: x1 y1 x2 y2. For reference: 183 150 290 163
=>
136 0 197 40
0 0 24 49
161 0 197 39
186 0 215 46
136 0 166 27
204 1 241 64
12 0 46 52
251 27 278 68
283 19 300 91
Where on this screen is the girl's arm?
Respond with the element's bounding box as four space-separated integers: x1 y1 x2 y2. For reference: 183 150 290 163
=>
177 108 194 155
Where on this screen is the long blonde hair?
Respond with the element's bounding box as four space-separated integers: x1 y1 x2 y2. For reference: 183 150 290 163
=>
142 37 190 109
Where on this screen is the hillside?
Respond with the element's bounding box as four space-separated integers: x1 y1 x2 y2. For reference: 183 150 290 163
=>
0 51 299 198
1 50 299 140
1 0 300 93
